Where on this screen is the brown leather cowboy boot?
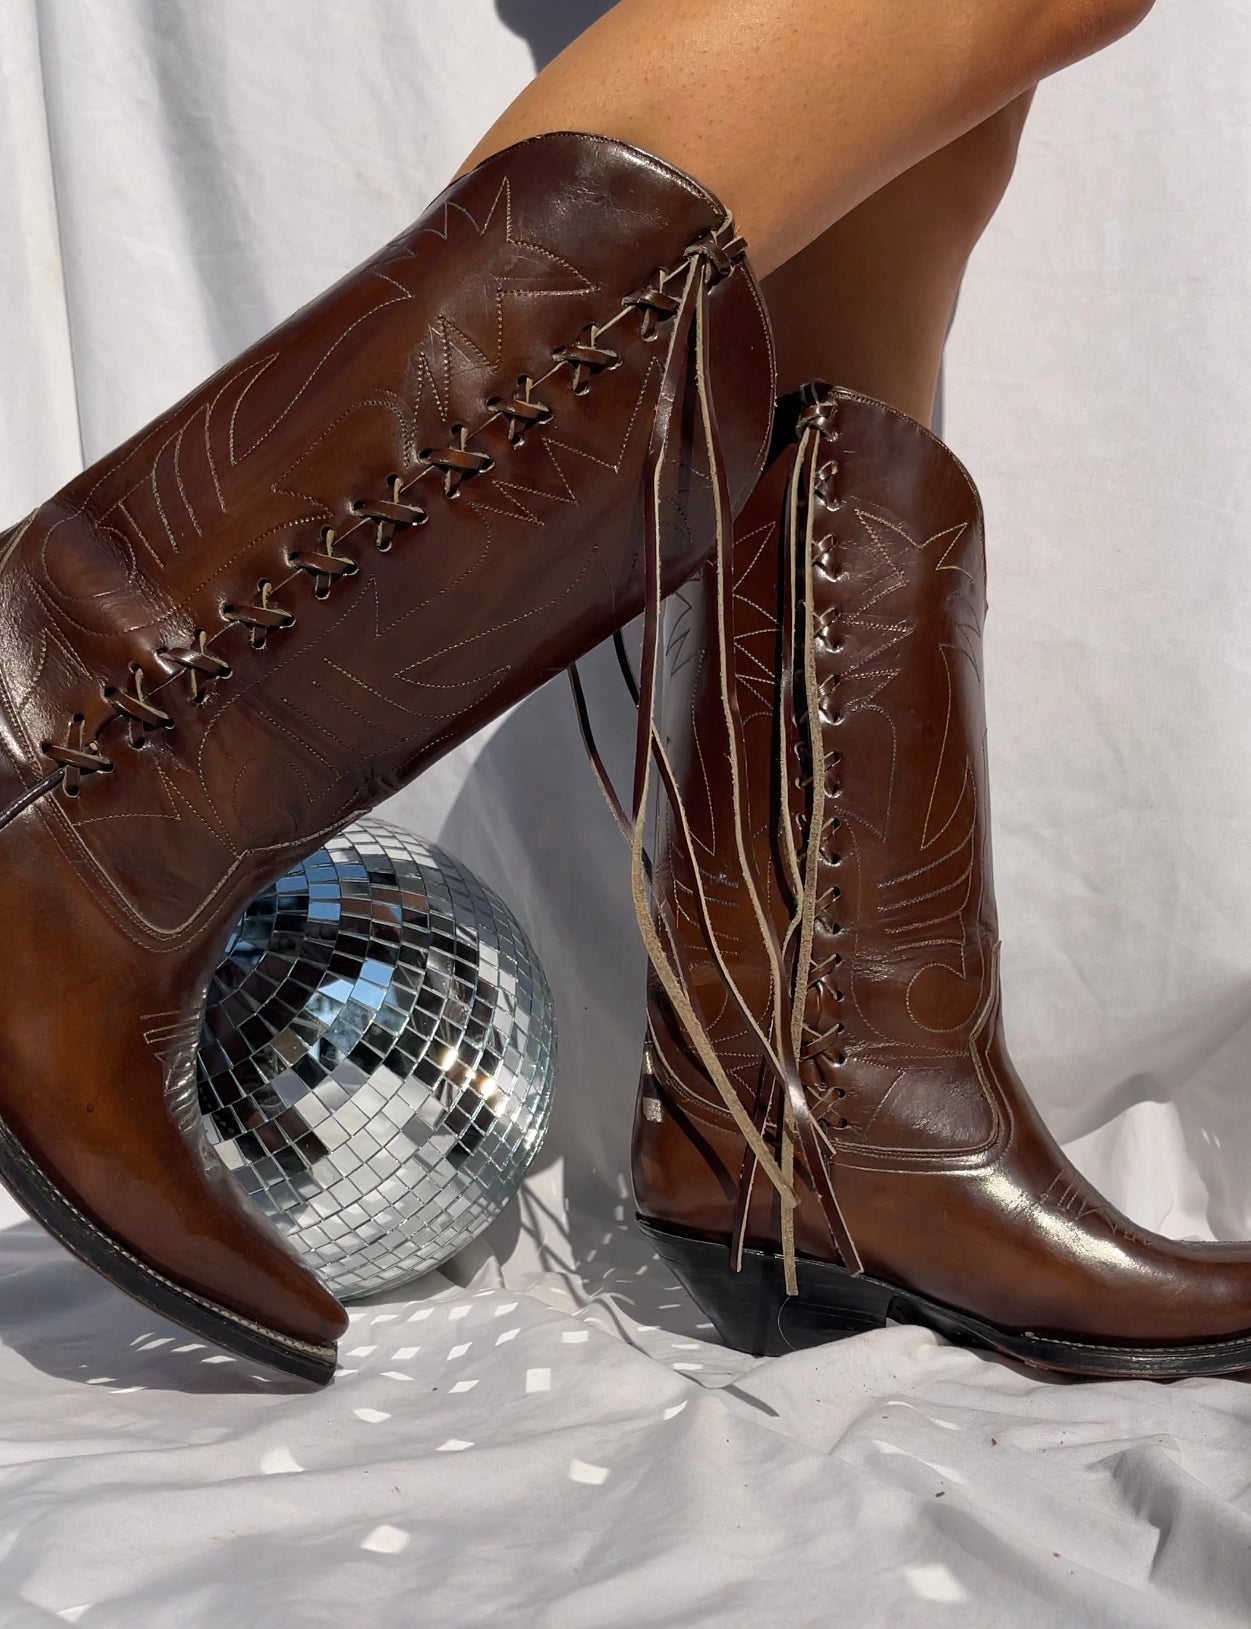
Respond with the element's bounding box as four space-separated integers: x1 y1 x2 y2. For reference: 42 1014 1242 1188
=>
0 132 774 1383
632 383 1251 1378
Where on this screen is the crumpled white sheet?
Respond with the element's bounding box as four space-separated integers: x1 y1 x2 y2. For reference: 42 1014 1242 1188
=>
5 1215 1251 1629
2 3 1251 1625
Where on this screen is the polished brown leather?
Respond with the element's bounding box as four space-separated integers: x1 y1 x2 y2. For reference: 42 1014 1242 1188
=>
0 132 774 1367
635 385 1251 1349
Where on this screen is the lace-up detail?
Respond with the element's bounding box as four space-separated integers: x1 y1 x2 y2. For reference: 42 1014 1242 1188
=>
287 528 361 597
221 579 297 650
490 378 554 445
353 480 429 551
621 282 681 341
551 332 621 394
158 633 232 704
40 715 113 797
104 663 173 744
38 217 748 801
796 399 853 1122
420 426 496 497
578 381 864 1294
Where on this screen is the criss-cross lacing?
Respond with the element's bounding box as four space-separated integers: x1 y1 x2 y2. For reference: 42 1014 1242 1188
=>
159 632 232 703
288 528 361 597
31 219 747 807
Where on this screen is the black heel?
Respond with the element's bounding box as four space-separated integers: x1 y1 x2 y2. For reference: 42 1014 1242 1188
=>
640 1216 1251 1378
638 1217 895 1357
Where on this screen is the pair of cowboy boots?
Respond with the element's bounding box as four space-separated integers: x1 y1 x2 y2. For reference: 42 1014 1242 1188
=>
1 130 1246 1385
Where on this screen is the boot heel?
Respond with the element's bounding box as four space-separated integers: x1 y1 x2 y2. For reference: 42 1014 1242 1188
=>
638 1218 895 1357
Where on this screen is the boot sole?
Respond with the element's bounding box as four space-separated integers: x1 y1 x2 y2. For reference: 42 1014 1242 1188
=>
639 1217 1251 1380
0 1112 336 1386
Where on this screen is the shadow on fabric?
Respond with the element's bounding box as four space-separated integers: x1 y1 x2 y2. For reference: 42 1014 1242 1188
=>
495 0 617 70
422 637 744 1349
0 1221 313 1395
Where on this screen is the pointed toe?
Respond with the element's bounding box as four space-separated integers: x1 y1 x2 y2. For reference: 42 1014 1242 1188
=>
632 386 1251 1380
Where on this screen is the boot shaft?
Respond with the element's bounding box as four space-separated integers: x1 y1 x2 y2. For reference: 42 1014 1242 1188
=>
647 387 998 1109
635 386 1025 1266
0 132 773 942
795 389 999 1078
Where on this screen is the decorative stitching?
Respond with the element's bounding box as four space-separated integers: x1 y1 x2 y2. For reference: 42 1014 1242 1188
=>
36 218 744 802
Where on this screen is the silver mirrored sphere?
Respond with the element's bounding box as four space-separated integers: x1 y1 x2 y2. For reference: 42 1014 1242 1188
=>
197 818 556 1301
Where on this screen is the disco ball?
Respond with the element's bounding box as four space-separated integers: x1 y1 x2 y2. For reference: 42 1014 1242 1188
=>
196 817 557 1301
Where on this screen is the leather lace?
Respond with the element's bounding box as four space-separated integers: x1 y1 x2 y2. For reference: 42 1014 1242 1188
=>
27 220 747 816
576 384 863 1295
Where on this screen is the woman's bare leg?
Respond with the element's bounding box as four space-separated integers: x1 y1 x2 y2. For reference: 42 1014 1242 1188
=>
765 91 1036 427
463 0 1149 276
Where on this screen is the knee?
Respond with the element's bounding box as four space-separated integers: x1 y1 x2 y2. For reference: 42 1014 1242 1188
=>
905 93 1033 250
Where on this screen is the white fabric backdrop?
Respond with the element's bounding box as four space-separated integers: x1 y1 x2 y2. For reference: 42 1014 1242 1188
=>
2 3 1250 1625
